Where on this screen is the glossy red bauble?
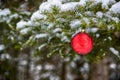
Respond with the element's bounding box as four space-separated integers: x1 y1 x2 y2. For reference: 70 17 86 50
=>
71 32 93 55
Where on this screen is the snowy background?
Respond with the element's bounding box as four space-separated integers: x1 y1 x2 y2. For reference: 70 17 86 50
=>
0 0 120 80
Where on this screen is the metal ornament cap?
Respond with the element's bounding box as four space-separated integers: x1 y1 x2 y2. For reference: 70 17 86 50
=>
71 32 93 55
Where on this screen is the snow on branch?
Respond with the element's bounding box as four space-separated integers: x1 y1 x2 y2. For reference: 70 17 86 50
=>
110 2 120 14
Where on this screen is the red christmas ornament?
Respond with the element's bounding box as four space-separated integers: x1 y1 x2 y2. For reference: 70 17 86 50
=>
71 32 93 55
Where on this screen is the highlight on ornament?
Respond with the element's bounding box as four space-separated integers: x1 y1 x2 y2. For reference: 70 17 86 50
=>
71 32 93 55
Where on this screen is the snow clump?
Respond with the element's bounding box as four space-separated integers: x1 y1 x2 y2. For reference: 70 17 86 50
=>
70 19 81 29
109 47 119 56
110 2 120 14
96 12 103 18
39 0 62 13
17 21 33 30
0 44 5 51
31 11 46 21
20 28 31 35
0 8 11 16
61 2 79 12
35 33 48 39
94 0 116 9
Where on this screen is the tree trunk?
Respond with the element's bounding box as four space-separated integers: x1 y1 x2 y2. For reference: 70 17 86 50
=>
90 56 109 80
61 61 67 80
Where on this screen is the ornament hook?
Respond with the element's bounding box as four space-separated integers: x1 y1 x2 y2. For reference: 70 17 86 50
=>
80 29 85 32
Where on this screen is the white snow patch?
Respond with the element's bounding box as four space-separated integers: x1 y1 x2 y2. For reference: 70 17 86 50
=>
70 19 81 29
109 0 116 3
20 28 31 35
50 76 60 80
108 36 112 40
35 33 48 39
48 23 54 29
6 13 20 23
40 72 51 78
20 11 31 16
111 17 119 23
17 21 27 29
96 34 100 38
56 33 61 38
19 2 28 11
31 11 46 21
107 25 114 30
92 18 98 23
0 8 11 16
30 63 35 71
104 12 112 20
76 12 83 17
94 0 101 3
83 17 90 25
10 13 19 19
19 60 28 65
73 55 81 61
17 21 33 29
80 68 85 72
96 11 103 18
109 63 116 69
102 0 110 9
36 65 42 70
83 63 89 71
94 0 116 9
110 2 120 14
79 0 87 6
44 64 55 70
109 47 119 56
70 61 76 67
0 44 5 51
87 28 99 33
64 57 70 62
53 28 62 33
0 53 11 60
85 11 94 16
39 0 62 13
61 2 79 12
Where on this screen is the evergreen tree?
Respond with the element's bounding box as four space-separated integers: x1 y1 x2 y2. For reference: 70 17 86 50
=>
16 0 120 62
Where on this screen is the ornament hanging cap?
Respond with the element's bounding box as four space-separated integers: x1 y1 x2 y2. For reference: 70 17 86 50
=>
80 29 85 32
